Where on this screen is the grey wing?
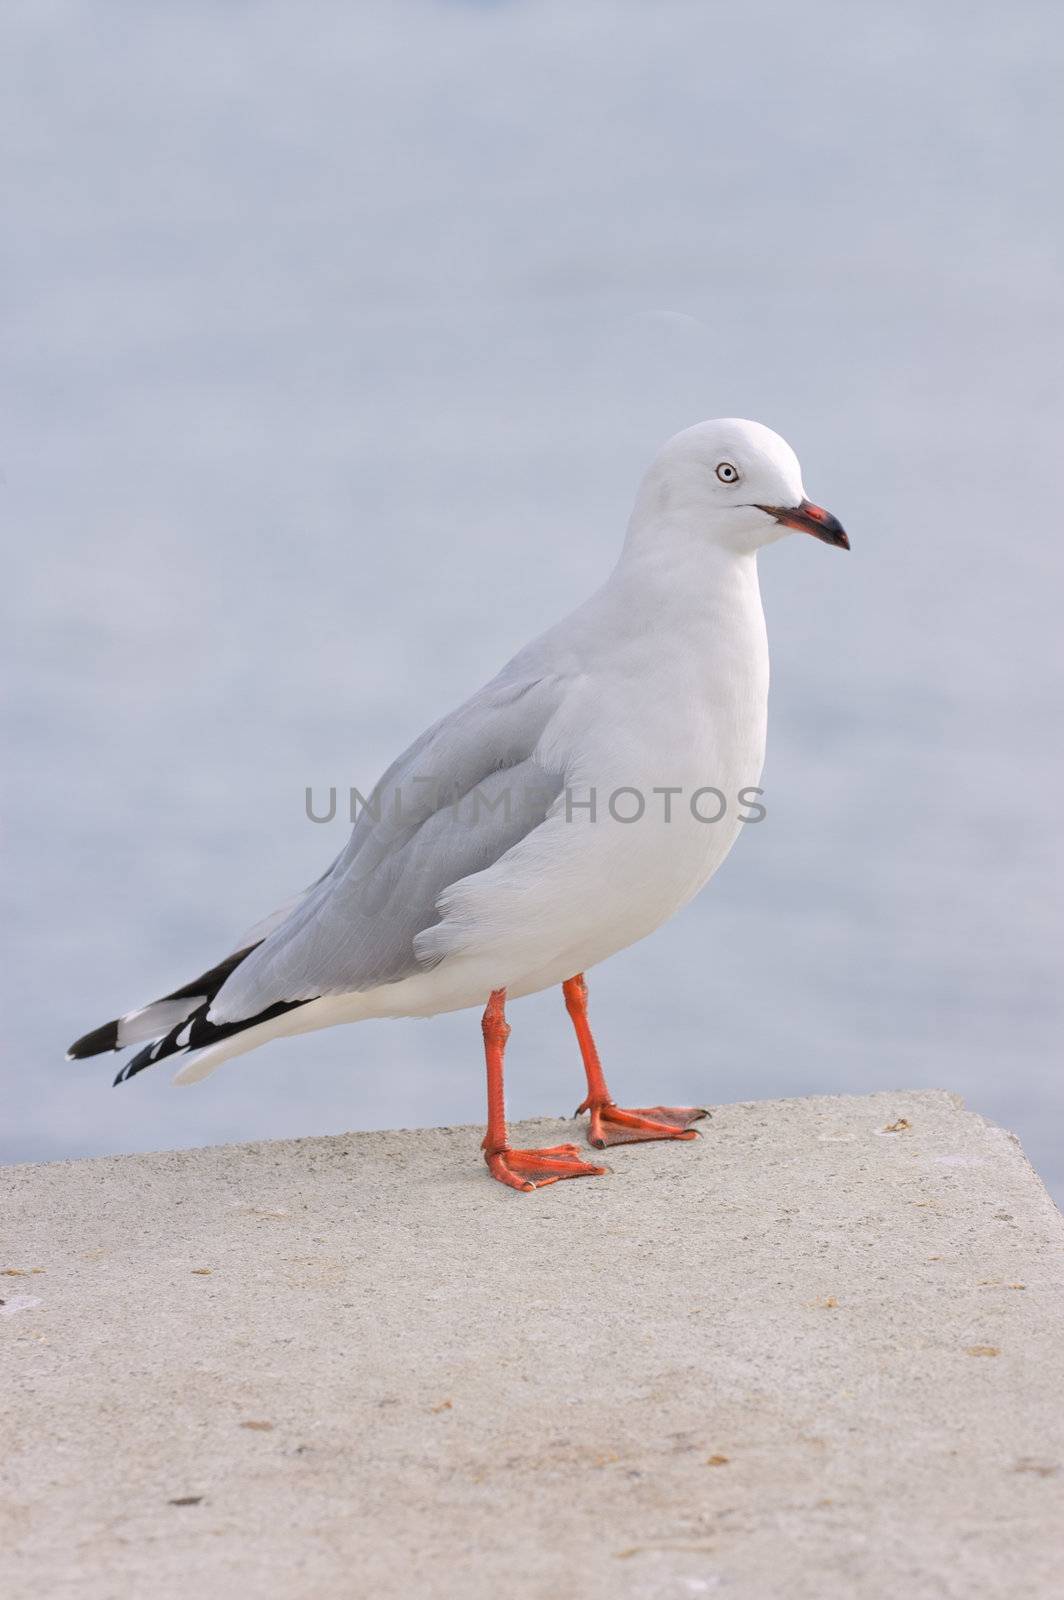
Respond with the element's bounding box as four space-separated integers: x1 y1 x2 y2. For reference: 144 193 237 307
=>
209 670 565 1023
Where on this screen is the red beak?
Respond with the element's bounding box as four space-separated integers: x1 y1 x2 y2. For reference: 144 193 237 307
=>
757 498 850 549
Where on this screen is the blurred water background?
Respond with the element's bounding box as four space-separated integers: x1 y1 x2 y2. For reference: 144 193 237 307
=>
4 1 1063 1200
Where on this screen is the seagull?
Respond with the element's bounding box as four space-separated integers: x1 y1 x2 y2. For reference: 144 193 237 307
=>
69 419 848 1191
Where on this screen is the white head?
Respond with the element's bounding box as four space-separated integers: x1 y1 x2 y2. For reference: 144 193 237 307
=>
627 418 848 558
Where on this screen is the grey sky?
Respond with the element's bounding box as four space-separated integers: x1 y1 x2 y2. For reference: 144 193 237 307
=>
5 2 1063 1195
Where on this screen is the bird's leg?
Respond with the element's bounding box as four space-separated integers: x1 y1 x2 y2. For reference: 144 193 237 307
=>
481 988 607 1192
565 973 709 1148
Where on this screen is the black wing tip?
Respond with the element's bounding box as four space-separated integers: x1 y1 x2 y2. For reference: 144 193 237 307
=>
71 943 266 1071
67 1020 121 1060
113 993 315 1087
113 1036 168 1086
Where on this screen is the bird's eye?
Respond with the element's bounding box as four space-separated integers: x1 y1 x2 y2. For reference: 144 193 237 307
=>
715 462 740 484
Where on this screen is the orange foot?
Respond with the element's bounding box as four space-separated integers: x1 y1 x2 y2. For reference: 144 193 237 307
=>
484 1142 609 1192
578 1100 709 1148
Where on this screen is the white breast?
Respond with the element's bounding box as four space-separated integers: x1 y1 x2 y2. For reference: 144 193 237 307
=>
397 545 771 1011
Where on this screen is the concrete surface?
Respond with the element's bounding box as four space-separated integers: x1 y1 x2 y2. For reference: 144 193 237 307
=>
2 1090 1063 1600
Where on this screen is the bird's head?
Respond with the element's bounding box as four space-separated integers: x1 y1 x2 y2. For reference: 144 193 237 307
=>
630 417 848 558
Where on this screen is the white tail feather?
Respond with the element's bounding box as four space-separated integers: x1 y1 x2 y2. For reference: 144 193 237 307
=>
171 1007 313 1085
117 999 202 1049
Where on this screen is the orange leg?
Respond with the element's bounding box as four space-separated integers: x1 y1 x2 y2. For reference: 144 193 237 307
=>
481 988 607 1192
564 973 709 1148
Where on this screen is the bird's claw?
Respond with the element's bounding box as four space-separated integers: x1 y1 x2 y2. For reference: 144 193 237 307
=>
484 1142 609 1191
578 1100 709 1148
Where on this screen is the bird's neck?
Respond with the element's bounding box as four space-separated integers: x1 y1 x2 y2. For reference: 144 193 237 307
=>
607 527 765 646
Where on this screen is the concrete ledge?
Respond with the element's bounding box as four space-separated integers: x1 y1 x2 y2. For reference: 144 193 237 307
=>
3 1090 1063 1599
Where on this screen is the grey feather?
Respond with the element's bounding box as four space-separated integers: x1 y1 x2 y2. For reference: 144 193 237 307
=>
209 669 565 1023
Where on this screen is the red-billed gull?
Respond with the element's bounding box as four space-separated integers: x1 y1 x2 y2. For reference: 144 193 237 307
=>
69 418 848 1192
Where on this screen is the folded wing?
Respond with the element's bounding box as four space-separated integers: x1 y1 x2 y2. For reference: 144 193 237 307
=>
207 670 565 1025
